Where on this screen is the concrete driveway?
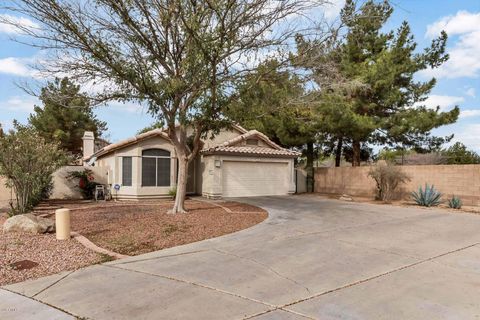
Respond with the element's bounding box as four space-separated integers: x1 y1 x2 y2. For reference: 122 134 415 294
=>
2 195 480 320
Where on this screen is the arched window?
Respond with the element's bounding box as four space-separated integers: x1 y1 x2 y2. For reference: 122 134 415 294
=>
142 149 171 187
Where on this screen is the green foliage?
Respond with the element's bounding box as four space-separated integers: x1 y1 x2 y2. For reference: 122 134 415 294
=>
442 142 480 165
448 196 462 209
368 163 410 201
29 77 107 156
412 184 442 207
225 59 313 148
0 122 68 214
67 169 100 200
168 187 177 198
296 0 458 166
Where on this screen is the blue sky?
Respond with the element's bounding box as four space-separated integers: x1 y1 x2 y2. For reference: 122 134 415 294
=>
0 0 479 150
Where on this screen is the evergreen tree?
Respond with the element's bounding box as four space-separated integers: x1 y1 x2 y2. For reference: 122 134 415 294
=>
298 0 459 166
443 142 480 165
29 78 107 156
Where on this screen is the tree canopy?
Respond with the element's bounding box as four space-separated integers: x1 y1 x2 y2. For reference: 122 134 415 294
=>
29 77 107 156
4 0 321 212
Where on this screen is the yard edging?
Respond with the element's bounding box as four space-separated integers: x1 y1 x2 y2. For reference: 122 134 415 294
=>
71 232 129 260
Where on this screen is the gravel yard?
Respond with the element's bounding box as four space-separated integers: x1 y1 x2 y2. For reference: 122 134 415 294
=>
1 199 266 286
69 200 267 256
0 214 103 286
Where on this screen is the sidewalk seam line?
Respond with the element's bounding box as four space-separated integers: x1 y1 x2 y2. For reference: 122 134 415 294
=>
103 264 278 309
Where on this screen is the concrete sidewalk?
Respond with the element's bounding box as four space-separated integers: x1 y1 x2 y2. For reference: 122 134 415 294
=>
2 195 480 319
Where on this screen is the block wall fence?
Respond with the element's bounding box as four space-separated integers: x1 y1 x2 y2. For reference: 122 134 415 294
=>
314 164 480 206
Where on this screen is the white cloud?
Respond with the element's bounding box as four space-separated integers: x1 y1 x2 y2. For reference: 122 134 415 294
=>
0 96 39 113
0 14 39 35
0 56 44 78
0 57 33 77
417 94 464 111
459 109 480 119
465 87 476 98
421 11 480 79
452 124 480 151
426 11 480 38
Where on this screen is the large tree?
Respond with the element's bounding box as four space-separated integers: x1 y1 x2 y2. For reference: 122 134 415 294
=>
225 59 320 191
29 77 107 156
4 0 323 212
298 0 459 166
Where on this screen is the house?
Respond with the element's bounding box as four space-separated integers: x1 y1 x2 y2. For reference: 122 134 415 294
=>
82 125 300 199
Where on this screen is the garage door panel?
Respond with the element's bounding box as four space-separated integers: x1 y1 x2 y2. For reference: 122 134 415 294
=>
222 161 289 197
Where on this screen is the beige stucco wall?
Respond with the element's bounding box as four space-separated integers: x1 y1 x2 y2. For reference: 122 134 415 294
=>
0 177 13 209
93 135 177 199
315 164 480 206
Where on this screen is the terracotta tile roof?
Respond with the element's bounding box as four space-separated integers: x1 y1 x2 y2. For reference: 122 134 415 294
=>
201 146 300 158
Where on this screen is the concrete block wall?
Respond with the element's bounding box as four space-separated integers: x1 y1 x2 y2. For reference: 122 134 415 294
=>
315 164 480 206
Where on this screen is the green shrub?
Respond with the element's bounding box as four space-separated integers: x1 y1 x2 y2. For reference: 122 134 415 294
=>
411 184 442 207
168 187 177 198
368 162 410 201
0 123 67 214
448 196 462 209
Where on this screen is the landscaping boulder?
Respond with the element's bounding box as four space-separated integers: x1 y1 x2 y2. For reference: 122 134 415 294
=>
3 214 55 234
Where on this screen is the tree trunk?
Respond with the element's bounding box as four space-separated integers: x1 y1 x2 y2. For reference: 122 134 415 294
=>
171 155 188 214
306 141 314 193
352 140 361 167
335 137 343 167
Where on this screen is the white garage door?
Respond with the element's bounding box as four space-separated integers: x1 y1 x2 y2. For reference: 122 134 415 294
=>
222 161 289 197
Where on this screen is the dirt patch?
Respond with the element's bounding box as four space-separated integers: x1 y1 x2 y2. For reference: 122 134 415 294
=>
0 229 102 286
70 200 267 256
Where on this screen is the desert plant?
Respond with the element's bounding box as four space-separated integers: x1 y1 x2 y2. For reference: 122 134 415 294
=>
0 122 68 214
368 163 410 201
411 184 442 207
448 196 462 209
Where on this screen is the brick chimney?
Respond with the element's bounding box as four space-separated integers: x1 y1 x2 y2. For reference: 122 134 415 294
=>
82 131 95 161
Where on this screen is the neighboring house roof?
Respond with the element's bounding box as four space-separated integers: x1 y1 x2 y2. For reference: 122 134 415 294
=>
201 130 300 158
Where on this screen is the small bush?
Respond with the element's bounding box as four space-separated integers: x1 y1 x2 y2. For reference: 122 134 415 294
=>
368 162 410 201
412 184 442 207
67 169 101 199
168 187 177 198
448 196 462 209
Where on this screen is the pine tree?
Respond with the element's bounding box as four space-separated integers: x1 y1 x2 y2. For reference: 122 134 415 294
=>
29 78 107 156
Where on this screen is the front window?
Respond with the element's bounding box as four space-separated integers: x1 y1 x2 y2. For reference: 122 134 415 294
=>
142 149 171 187
122 157 132 186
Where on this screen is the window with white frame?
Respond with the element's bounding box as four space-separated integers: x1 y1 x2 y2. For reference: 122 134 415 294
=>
141 149 171 187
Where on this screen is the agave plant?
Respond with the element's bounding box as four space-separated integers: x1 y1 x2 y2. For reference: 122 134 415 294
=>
448 196 462 209
411 184 442 207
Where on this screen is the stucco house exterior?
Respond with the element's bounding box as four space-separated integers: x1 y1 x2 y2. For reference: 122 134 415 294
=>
82 125 299 199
